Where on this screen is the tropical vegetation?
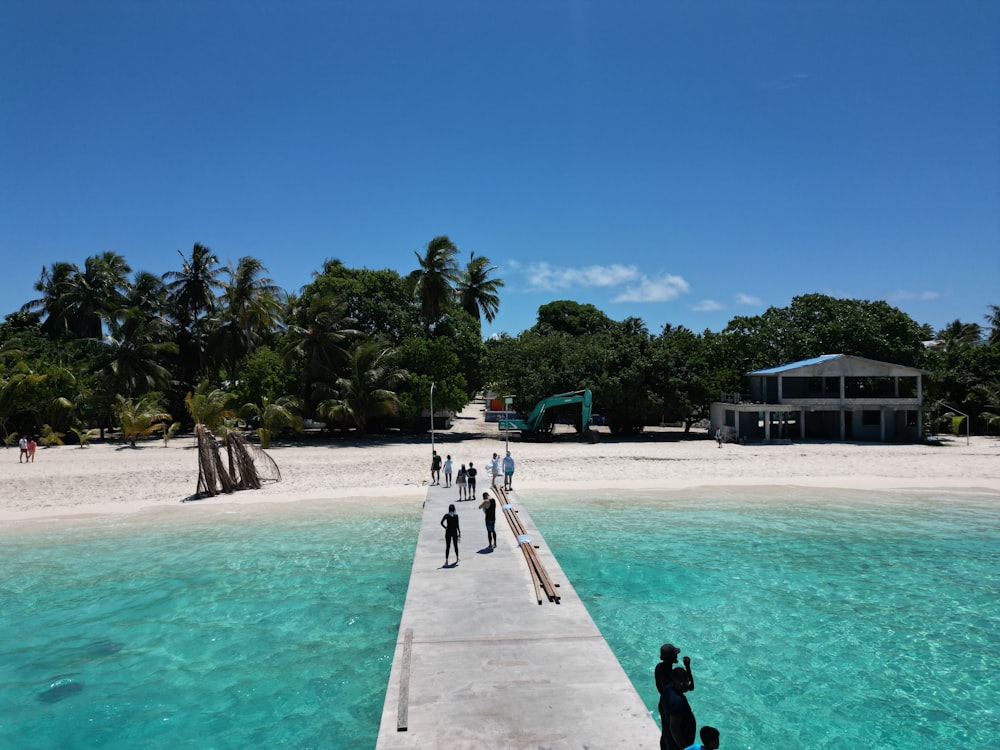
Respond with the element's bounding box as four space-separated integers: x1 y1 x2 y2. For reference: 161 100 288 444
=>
1 239 998 445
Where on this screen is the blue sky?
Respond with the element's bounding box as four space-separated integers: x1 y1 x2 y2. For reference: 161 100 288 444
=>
2 1 998 340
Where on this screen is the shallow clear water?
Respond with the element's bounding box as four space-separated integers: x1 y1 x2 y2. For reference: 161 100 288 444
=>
527 487 1000 748
0 503 419 749
2 489 998 749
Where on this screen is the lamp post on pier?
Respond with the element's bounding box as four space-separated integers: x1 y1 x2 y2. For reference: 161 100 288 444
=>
504 394 514 455
430 382 435 452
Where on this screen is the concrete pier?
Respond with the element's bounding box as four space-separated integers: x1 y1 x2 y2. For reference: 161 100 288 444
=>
376 483 659 749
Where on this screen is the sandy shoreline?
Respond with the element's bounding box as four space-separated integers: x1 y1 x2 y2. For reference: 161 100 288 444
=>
3 403 998 524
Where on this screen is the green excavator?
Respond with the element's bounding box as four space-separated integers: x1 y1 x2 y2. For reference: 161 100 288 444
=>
497 389 594 440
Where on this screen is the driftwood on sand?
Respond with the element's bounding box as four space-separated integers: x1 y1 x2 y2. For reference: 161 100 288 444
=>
195 424 281 498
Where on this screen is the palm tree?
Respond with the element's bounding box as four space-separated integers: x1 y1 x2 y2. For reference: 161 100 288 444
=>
116 393 171 447
936 320 982 351
164 243 224 323
240 396 302 448
72 252 132 338
322 341 408 434
125 270 170 318
101 308 178 396
163 243 224 386
24 261 79 337
984 305 1000 347
281 299 361 397
408 236 459 329
213 256 283 378
184 381 237 433
456 252 504 327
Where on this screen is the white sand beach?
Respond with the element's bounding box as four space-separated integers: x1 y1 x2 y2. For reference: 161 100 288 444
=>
3 404 999 523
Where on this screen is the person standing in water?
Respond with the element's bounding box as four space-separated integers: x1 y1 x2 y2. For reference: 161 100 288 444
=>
440 503 461 565
478 491 497 549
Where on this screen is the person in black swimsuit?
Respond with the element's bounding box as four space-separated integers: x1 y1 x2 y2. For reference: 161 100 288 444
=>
466 463 477 498
478 492 497 549
440 503 461 565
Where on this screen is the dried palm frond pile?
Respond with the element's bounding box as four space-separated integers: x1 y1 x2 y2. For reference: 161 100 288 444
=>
195 424 281 498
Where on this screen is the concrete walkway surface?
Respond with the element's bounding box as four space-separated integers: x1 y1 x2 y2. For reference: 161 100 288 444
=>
376 482 659 749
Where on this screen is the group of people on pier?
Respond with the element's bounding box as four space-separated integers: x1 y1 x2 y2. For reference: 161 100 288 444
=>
430 450 515 500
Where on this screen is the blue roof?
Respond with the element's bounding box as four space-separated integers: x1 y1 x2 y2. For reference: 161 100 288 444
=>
747 354 844 376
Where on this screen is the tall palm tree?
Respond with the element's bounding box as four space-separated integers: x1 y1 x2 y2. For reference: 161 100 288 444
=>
456 251 504 326
101 308 178 397
125 270 170 319
213 256 283 378
984 304 1000 347
321 341 408 434
24 261 80 338
936 319 982 351
281 299 361 398
163 243 224 386
164 243 224 323
408 236 459 329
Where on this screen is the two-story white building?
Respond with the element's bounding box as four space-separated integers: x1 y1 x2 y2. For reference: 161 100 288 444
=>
710 354 926 443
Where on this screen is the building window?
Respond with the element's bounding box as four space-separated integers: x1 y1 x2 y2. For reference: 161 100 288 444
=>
862 410 881 426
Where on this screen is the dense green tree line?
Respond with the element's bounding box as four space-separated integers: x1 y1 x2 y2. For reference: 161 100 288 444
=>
486 297 1000 436
1 238 997 444
0 237 502 444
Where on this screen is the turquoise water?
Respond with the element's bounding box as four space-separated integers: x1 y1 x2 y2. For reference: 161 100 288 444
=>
0 503 419 749
527 487 1000 748
2 489 998 748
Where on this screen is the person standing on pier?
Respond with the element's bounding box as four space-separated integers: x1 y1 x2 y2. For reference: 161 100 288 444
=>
660 667 696 750
443 454 453 487
430 450 442 485
440 503 461 565
656 644 695 750
656 643 694 695
467 462 478 497
502 451 515 490
478 492 497 549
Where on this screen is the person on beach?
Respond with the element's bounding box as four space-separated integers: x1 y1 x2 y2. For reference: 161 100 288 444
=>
478 491 497 549
27 438 37 462
490 452 501 488
440 503 460 565
683 726 719 750
660 667 696 750
467 462 477 497
19 436 29 463
430 450 441 485
456 464 468 501
502 451 515 490
443 454 453 487
715 428 722 447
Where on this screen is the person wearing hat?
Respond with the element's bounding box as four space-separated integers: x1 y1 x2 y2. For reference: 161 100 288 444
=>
655 643 694 696
656 643 695 750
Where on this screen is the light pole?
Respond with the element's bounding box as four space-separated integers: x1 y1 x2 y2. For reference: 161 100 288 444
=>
429 382 435 452
504 394 514 455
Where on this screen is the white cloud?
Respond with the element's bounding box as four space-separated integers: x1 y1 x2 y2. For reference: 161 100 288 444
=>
526 262 641 292
888 289 943 302
613 273 690 303
692 299 724 312
736 293 762 306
